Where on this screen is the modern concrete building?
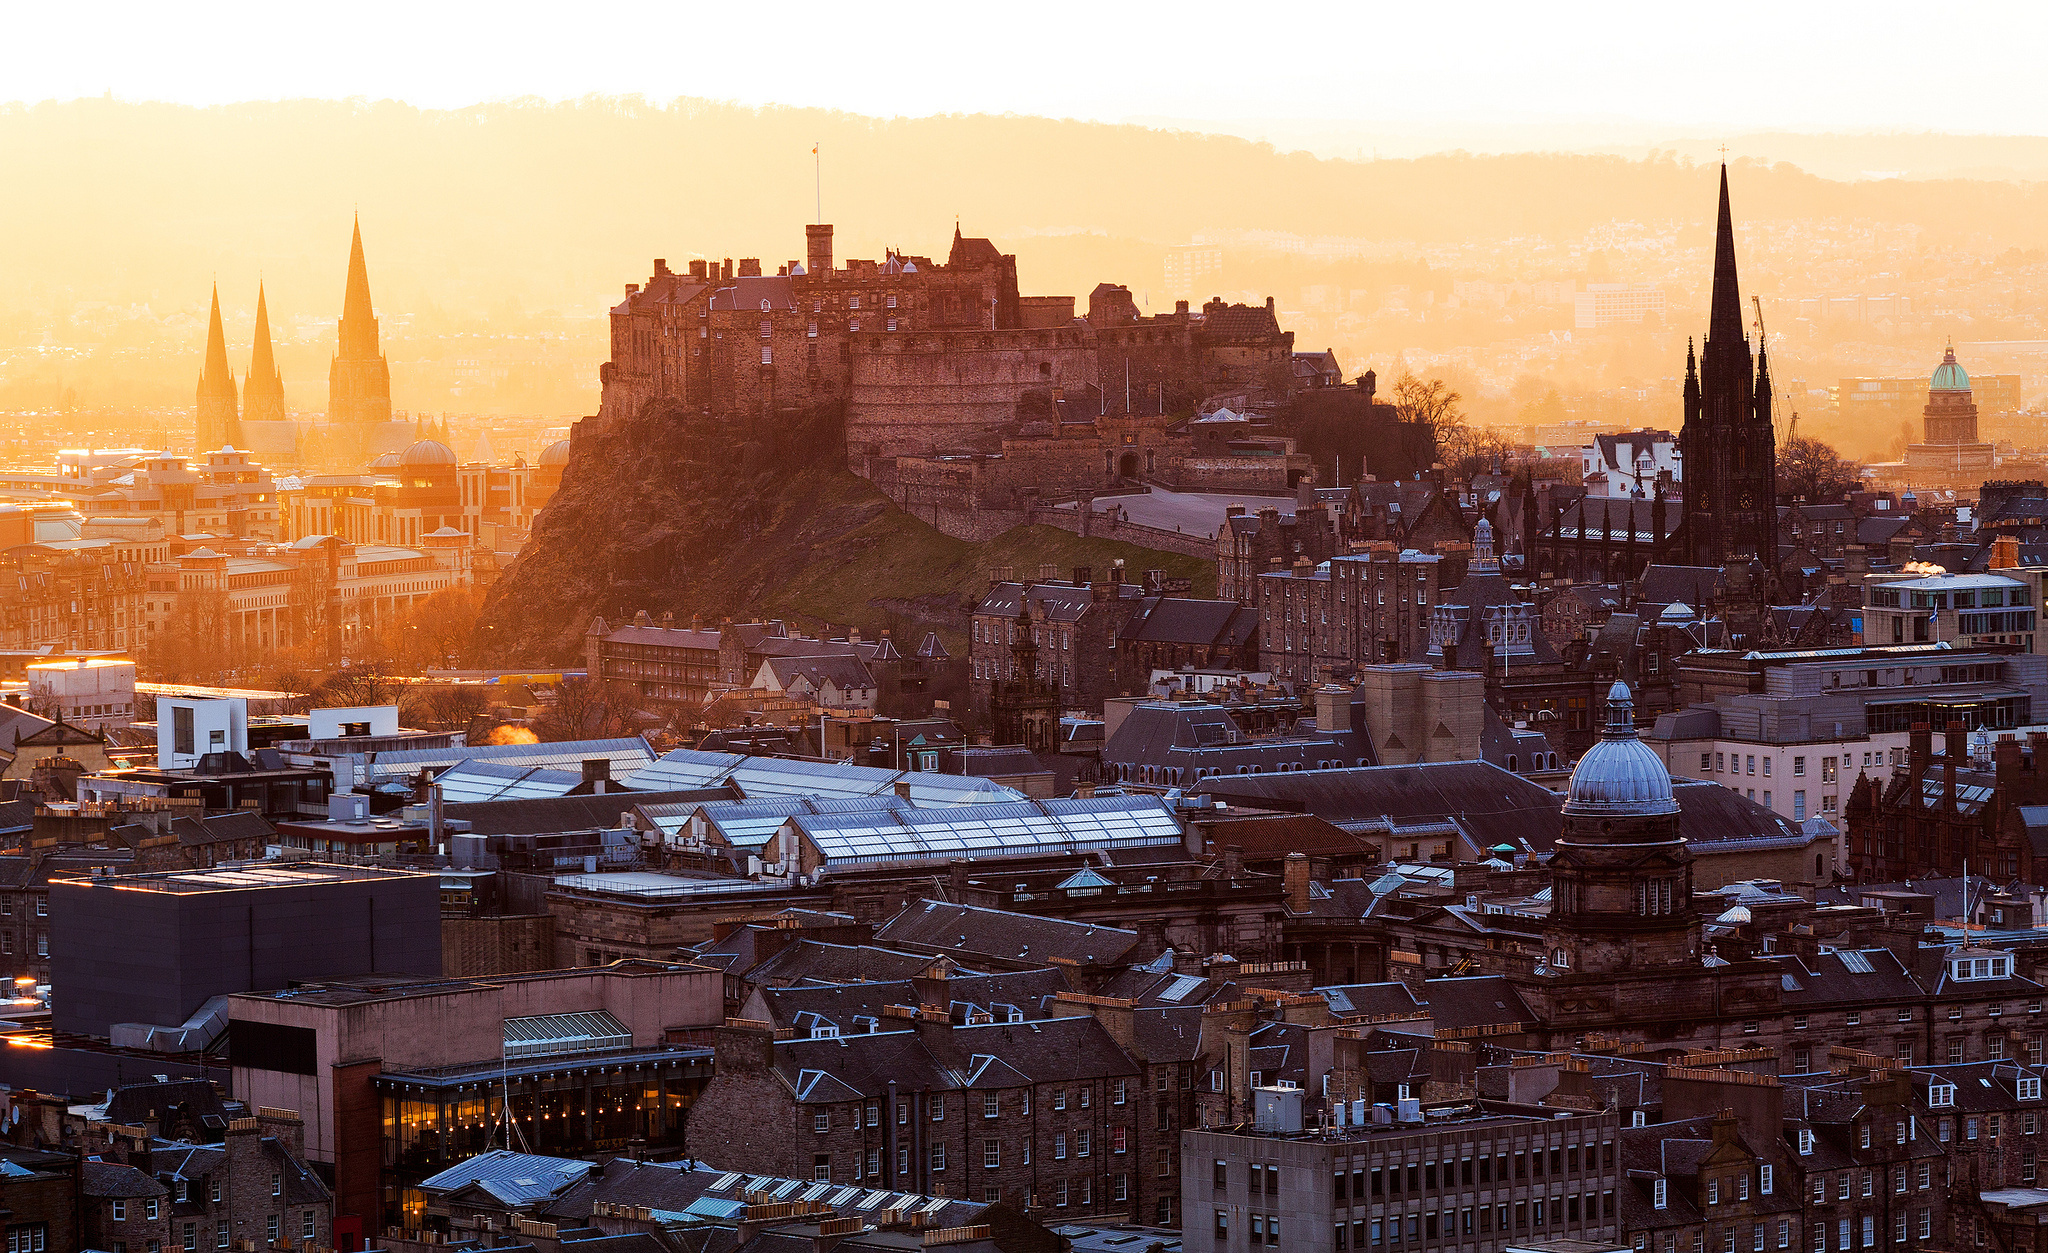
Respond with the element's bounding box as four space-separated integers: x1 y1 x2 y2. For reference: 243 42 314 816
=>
223 961 722 1244
47 861 441 1041
1181 1099 1621 1253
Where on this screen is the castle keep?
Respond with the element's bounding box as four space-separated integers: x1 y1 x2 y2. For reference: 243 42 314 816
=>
598 223 1327 536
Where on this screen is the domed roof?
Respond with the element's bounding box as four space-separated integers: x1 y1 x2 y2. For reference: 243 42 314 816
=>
1931 345 1971 394
539 439 571 467
400 439 457 468
366 450 403 470
1563 680 1679 817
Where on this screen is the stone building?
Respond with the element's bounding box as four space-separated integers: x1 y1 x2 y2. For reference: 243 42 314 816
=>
599 224 1301 483
969 571 1146 717
690 996 1191 1223
1219 502 1340 604
1180 1103 1623 1253
1114 595 1259 692
79 1110 332 1253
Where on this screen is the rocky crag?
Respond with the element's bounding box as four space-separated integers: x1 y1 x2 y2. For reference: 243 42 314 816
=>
476 400 1215 665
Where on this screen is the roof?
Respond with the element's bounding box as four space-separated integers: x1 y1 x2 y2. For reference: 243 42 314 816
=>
628 749 1024 805
363 737 655 784
1123 598 1258 648
877 899 1139 966
759 654 876 693
448 788 733 837
785 794 1184 874
974 580 1142 622
419 1149 594 1207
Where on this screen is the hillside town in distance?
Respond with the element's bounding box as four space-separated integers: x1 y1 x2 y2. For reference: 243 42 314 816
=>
14 163 2048 1253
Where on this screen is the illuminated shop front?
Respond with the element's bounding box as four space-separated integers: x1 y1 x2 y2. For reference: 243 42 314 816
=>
373 1033 710 1231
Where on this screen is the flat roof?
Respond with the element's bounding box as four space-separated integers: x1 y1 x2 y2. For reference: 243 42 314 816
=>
49 861 432 894
229 959 706 1008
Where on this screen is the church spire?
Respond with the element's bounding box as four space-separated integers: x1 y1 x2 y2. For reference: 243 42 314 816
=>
202 285 232 389
339 214 379 359
1708 164 1744 348
196 284 239 453
243 282 286 426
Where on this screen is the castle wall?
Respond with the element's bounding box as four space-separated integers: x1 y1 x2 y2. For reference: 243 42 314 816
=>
846 328 1100 468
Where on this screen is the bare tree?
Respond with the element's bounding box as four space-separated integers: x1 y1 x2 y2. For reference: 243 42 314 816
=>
1779 436 1864 504
1392 374 1468 456
533 677 636 742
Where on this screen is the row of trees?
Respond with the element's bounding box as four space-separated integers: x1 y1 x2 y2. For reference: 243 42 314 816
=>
1389 371 1865 505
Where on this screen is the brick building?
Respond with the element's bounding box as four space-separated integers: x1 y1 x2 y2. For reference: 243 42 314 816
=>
1256 546 1450 683
0 1145 78 1253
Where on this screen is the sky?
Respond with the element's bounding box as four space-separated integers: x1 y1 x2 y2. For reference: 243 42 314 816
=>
10 0 2048 142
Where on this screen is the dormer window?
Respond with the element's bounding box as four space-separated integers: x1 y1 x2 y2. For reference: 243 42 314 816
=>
2021 1078 2042 1101
1653 1178 1667 1209
1797 1130 1815 1155
1954 955 2013 980
1930 1084 1956 1107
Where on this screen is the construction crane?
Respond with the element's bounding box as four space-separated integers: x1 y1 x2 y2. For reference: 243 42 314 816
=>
1754 294 1799 445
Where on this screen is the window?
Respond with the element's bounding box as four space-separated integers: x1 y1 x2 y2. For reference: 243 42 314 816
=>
1078 1130 1091 1156
112 1202 126 1223
814 1111 830 1132
1113 1126 1128 1154
932 1099 945 1122
1054 1089 1067 1111
930 1143 946 1172
270 1172 281 1197
216 1225 228 1251
984 1093 999 1118
1794 756 1806 776
302 1215 315 1242
1653 1178 1667 1209
1931 1083 1956 1107
1215 1211 1229 1240
813 1154 831 1182
1761 1164 1773 1194
1798 1130 1815 1155
1055 1133 1067 1159
1214 1160 1228 1189
2022 1077 2042 1101
266 1218 278 1244
984 1139 1001 1169
182 1227 196 1252
1080 1087 1091 1109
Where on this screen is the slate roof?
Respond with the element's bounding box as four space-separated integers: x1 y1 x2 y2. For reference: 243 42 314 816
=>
1123 598 1258 648
169 811 273 847
543 1157 993 1233
80 1160 167 1199
760 655 876 694
975 580 1143 622
875 900 1138 966
742 940 941 988
104 1080 231 1134
771 1015 1138 1101
1638 564 1729 609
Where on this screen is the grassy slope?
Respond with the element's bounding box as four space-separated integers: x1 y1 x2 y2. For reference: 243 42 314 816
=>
748 467 1216 651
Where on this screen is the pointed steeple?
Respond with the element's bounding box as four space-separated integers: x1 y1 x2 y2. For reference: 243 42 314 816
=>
1708 164 1744 348
202 285 232 388
330 213 393 435
250 283 277 380
339 214 380 359
196 284 239 453
243 282 285 426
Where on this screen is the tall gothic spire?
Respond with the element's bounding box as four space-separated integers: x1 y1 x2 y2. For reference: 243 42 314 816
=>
1708 164 1744 349
201 285 232 389
243 282 286 426
196 284 239 453
330 213 394 436
339 213 379 359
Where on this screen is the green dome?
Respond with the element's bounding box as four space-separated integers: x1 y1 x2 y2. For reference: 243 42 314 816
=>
1931 346 1971 393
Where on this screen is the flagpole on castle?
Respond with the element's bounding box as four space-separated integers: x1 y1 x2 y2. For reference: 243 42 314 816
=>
813 142 822 224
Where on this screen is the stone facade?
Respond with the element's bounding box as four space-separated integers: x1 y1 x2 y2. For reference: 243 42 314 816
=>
80 1112 332 1253
440 913 555 977
969 574 1146 717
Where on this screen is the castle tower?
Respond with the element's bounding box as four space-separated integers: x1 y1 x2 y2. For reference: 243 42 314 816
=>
1922 345 1979 444
1542 680 1700 975
329 214 392 428
243 282 287 426
195 284 239 454
1678 166 1777 566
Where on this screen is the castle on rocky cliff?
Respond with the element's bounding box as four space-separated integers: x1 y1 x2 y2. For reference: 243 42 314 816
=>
597 224 1366 539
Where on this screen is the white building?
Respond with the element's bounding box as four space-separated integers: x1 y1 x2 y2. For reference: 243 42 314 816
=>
26 657 137 732
1580 429 1680 498
1572 283 1667 329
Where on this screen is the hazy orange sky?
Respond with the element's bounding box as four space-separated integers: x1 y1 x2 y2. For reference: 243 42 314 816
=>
12 1 2048 142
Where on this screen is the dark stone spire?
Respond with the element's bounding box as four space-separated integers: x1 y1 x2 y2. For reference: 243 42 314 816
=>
1709 164 1744 348
1678 166 1778 569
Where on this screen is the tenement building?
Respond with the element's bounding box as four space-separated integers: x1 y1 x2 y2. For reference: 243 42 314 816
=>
1181 1100 1622 1253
